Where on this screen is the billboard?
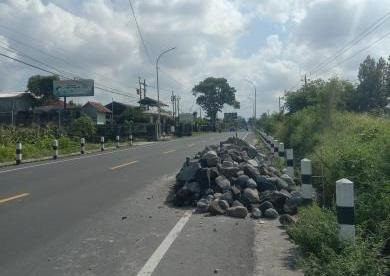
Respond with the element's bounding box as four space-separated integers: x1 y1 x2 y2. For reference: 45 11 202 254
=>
53 79 94 97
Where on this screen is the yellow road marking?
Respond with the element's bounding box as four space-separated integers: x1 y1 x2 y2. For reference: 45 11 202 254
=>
188 143 195 147
0 193 30 204
163 150 176 154
110 160 139 170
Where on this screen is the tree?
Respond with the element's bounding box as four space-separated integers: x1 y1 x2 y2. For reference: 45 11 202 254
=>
27 75 60 105
69 115 96 139
353 56 387 111
192 77 239 130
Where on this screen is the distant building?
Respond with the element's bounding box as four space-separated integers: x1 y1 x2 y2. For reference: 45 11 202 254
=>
82 101 112 125
0 92 36 113
0 92 37 124
104 101 136 121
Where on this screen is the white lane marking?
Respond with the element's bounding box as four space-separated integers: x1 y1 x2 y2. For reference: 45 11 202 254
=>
136 211 192 276
242 132 249 141
0 134 227 175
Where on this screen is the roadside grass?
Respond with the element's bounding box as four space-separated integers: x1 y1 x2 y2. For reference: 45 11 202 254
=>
258 110 390 275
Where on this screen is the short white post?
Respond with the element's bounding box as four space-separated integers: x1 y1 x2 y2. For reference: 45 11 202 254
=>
336 178 355 243
278 142 285 161
80 138 85 154
286 148 294 177
129 134 133 146
15 142 22 165
116 135 120 148
301 158 313 203
100 136 105 151
274 139 279 157
52 139 58 159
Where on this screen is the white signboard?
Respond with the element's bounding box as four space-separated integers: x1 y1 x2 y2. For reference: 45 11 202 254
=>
53 79 94 97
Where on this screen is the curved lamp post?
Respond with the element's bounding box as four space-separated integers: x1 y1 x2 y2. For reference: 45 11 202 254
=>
156 46 176 139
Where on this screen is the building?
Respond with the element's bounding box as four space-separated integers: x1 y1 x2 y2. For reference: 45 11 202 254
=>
104 101 136 121
82 101 112 125
0 92 37 124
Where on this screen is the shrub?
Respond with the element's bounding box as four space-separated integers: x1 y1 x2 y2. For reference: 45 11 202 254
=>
69 115 96 139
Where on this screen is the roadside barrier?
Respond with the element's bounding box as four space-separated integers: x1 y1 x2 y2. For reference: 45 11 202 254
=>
100 136 105 151
336 178 355 242
278 142 285 162
15 142 22 165
286 148 294 177
301 158 313 203
258 129 356 242
273 139 279 157
53 139 58 159
80 138 85 154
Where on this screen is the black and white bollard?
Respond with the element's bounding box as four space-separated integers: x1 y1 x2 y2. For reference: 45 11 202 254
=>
100 136 105 151
15 142 22 165
274 139 279 158
116 135 120 148
286 148 294 177
336 178 355 242
52 139 58 159
129 134 133 146
80 138 85 154
301 158 313 203
278 142 285 161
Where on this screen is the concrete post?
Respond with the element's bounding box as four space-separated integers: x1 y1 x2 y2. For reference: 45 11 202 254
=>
301 158 313 203
336 178 355 243
274 139 279 158
286 148 294 178
15 142 22 165
129 134 133 146
116 135 120 148
80 138 85 154
52 139 58 159
278 142 285 161
100 136 105 151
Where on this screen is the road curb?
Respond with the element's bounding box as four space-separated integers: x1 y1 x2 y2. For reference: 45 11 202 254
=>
0 142 156 169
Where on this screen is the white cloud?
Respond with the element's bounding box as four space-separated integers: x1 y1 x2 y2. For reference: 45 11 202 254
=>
0 0 389 117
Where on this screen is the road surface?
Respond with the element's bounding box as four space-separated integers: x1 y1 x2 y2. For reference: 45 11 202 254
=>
0 132 301 276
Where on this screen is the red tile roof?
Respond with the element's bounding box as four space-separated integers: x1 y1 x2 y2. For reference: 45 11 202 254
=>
84 101 112 113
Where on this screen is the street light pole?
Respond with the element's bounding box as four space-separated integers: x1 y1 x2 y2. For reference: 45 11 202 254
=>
156 46 176 139
245 79 257 122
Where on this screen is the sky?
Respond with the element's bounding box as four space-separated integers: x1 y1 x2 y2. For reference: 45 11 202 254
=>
0 0 390 118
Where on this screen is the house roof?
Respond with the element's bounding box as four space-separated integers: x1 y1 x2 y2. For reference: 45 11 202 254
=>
83 101 112 113
104 101 136 110
0 92 37 99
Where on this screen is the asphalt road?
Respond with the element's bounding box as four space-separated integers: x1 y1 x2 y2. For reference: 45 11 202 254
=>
0 131 257 276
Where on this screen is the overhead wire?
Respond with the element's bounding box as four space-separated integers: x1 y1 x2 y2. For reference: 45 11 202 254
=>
310 11 390 76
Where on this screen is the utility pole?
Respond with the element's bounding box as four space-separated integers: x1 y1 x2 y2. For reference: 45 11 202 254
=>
171 91 176 119
278 96 281 113
138 76 142 102
199 107 202 119
176 96 181 122
143 79 146 98
112 98 114 125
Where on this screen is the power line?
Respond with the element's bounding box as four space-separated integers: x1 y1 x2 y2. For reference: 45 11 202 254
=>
0 25 139 93
127 0 153 64
0 51 139 100
318 31 390 76
310 11 390 75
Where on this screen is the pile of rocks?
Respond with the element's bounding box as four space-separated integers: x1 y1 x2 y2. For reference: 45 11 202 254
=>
172 137 303 222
